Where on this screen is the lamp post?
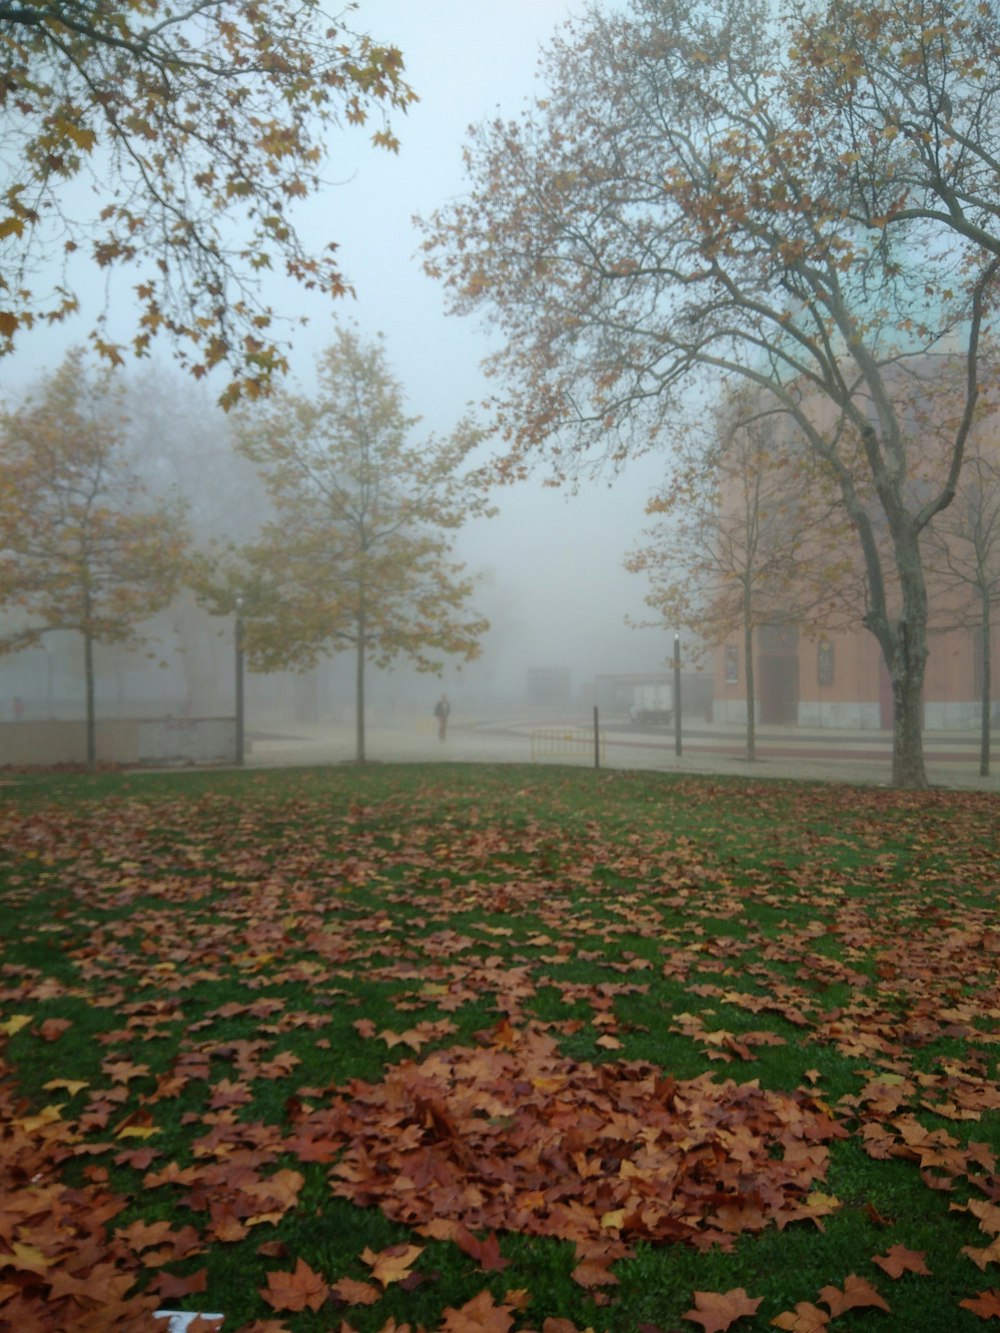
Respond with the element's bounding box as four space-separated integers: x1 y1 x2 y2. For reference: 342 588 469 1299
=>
235 593 245 767
673 632 683 757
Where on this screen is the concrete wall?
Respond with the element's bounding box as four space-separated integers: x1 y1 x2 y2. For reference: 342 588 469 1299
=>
0 717 237 768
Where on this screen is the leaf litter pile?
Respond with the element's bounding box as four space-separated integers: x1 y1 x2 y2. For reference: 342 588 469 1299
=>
1 765 1000 1332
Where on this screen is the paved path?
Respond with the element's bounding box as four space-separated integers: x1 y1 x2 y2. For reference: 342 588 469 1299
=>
244 714 999 793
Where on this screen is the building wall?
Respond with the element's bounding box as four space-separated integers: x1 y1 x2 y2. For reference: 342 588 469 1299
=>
714 622 1000 731
0 717 237 767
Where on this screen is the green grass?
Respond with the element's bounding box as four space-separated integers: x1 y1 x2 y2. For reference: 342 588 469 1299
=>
1 762 999 1331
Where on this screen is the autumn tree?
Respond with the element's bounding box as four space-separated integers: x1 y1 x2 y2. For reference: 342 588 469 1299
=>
0 350 190 769
216 326 491 763
421 0 999 788
0 1 415 405
628 398 857 760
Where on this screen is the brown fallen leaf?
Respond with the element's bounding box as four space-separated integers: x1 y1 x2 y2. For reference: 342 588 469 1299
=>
260 1257 328 1312
960 1289 1000 1319
330 1275 381 1306
454 1226 510 1272
439 1287 515 1331
37 1018 72 1041
361 1242 424 1287
683 1287 763 1332
154 1267 208 1299
571 1258 620 1289
769 1301 829 1331
963 1238 1000 1272
818 1273 890 1316
872 1244 931 1278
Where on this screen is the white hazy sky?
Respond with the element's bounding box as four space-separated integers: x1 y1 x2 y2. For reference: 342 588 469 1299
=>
332 1 671 694
1 1 675 699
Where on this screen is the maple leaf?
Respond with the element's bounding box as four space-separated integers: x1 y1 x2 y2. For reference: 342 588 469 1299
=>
872 1245 931 1278
361 1242 424 1287
818 1273 890 1316
330 1275 381 1305
966 1200 1000 1236
260 1258 328 1312
960 1289 1000 1319
0 1014 32 1036
454 1226 510 1272
439 1287 515 1331
37 1017 72 1041
377 1027 424 1050
5 1241 54 1275
963 1238 1000 1271
152 1263 206 1295
114 1145 161 1170
417 1218 463 1242
683 1287 763 1332
769 1302 830 1331
571 1258 620 1289
42 1077 88 1096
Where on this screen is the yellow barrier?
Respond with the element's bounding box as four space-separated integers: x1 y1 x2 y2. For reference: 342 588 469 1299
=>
530 728 605 765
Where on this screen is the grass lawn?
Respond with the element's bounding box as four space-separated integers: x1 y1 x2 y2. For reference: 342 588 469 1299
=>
1 762 999 1332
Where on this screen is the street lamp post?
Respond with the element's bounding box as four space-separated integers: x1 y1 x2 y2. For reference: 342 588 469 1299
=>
673 632 683 757
235 594 245 767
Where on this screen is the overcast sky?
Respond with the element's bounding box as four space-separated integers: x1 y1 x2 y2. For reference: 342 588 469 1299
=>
1 1 674 701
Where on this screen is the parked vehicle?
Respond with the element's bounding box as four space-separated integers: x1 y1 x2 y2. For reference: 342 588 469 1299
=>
628 683 674 726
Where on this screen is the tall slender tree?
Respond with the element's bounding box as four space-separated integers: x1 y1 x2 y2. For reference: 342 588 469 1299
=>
219 327 492 762
0 350 189 768
628 399 857 759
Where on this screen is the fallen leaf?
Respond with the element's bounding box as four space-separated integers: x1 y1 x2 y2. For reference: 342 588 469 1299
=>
361 1242 424 1287
571 1259 619 1289
330 1275 381 1305
819 1273 890 1316
683 1288 763 1332
260 1258 328 1312
963 1239 1000 1272
42 1077 88 1096
154 1268 208 1299
769 1302 829 1331
454 1226 510 1272
872 1245 931 1278
0 1014 32 1036
439 1287 515 1331
960 1289 1000 1319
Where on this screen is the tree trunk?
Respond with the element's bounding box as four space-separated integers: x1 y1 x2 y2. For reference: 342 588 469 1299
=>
888 617 928 789
980 592 991 778
84 630 96 773
355 601 366 764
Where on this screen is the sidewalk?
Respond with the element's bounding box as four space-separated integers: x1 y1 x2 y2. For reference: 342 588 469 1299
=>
243 714 999 792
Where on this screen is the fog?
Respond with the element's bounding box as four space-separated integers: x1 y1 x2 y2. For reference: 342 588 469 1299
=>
0 1 675 723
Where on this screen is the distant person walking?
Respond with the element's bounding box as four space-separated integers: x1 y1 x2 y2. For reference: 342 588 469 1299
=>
434 693 450 740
